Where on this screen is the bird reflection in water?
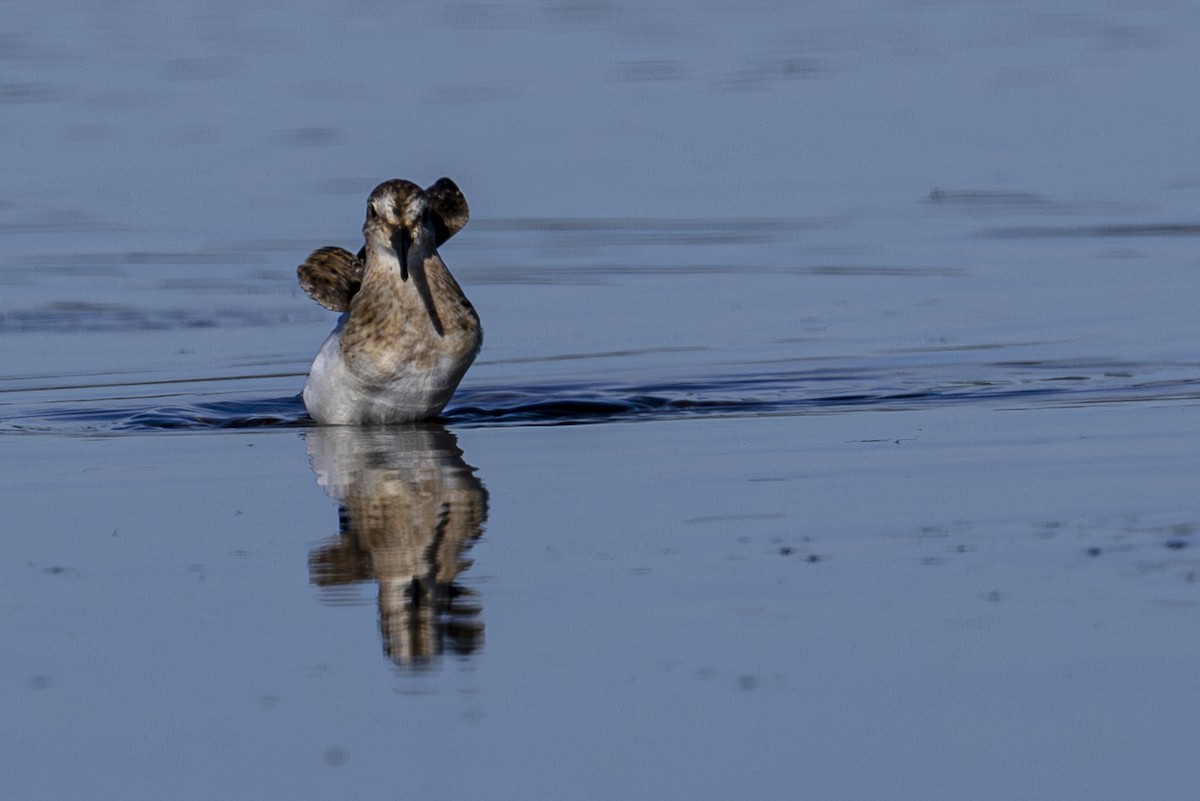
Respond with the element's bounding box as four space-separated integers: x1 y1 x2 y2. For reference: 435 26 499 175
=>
305 424 488 669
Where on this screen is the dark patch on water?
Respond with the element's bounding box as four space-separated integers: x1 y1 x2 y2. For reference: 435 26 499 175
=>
927 188 1051 208
472 262 966 285
472 217 812 247
3 359 1199 434
0 81 64 104
0 303 313 333
983 222 1200 238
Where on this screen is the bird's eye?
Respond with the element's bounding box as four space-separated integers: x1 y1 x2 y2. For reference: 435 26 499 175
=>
367 204 378 220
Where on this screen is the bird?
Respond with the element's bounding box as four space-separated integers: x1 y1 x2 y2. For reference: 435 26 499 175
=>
298 178 481 425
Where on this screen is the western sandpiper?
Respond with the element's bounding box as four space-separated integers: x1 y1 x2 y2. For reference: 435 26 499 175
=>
298 178 481 424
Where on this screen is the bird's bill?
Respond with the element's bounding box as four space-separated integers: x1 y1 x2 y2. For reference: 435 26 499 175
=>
390 227 412 281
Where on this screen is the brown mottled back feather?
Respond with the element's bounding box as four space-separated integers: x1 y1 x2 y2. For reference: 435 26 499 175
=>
298 246 363 312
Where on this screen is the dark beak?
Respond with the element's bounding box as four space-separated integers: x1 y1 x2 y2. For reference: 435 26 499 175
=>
391 227 411 281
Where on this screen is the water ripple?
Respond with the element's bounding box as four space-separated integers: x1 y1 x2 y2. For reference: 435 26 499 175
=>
3 360 1198 434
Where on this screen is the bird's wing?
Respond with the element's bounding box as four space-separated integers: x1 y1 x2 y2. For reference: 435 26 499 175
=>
426 177 469 246
297 246 363 312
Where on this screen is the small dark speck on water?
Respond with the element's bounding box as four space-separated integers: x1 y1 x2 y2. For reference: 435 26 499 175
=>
1165 540 1189 550
779 546 794 556
41 566 66 575
806 554 823 563
738 675 758 691
323 747 349 767
1086 547 1103 557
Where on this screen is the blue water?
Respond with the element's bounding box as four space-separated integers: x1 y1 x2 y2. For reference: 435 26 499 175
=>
4 2 1200 800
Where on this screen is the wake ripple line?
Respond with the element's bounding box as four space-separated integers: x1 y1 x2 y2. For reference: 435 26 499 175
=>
6 367 1197 433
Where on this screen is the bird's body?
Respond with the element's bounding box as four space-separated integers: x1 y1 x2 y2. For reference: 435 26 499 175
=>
299 178 480 425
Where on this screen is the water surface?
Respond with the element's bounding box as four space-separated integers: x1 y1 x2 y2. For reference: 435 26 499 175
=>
4 2 1200 799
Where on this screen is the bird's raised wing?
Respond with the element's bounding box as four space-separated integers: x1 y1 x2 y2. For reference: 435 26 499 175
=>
297 246 363 312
